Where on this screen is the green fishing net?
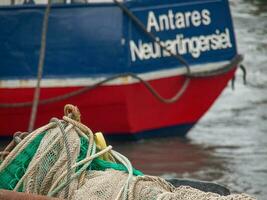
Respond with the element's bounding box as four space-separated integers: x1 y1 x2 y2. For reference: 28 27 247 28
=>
0 133 142 191
77 137 143 176
0 132 46 190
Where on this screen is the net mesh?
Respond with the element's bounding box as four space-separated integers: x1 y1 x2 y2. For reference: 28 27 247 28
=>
0 111 256 200
22 127 81 198
0 132 46 190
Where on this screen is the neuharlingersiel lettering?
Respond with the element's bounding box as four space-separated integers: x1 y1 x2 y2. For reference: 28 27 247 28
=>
129 9 233 62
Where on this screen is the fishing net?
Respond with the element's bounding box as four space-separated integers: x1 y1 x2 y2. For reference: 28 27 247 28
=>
0 104 256 200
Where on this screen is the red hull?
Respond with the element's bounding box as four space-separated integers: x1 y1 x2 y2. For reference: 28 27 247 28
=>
0 69 235 138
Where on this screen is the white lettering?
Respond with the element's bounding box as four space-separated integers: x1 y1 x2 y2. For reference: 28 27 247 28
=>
191 10 202 27
159 14 170 31
175 13 186 29
130 40 143 62
146 9 211 32
202 9 211 25
130 28 232 62
147 11 160 32
146 9 212 32
168 10 176 30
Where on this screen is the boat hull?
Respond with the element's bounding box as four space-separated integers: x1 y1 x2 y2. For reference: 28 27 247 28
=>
0 68 235 139
0 0 239 139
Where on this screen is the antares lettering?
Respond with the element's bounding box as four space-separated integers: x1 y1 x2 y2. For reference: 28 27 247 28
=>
146 9 211 32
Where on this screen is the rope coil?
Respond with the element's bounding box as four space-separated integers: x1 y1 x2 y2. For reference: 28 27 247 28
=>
0 105 135 200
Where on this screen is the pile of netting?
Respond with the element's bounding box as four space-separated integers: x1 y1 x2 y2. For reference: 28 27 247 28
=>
0 105 255 200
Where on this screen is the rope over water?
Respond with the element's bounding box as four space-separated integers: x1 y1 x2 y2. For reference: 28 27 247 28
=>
0 54 244 109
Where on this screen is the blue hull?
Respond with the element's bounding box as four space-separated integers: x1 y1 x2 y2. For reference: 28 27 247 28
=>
105 123 195 141
0 0 237 80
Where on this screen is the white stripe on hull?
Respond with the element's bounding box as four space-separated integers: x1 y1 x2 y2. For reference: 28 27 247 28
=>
0 61 229 88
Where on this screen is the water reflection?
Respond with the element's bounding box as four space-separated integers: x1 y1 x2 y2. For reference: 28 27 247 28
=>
243 0 267 15
112 138 222 177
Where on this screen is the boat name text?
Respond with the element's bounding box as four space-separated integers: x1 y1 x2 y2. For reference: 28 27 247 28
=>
129 9 233 62
146 9 211 32
130 28 232 62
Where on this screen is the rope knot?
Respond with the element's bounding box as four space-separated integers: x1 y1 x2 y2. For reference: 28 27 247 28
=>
64 104 81 122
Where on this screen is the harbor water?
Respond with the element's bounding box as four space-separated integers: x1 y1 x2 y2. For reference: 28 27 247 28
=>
0 0 266 199
114 0 267 199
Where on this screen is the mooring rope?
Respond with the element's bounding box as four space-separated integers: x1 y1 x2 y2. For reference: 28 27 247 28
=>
0 72 191 108
28 0 52 132
50 118 73 199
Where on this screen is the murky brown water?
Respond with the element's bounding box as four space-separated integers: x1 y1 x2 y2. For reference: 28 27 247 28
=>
1 0 267 199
